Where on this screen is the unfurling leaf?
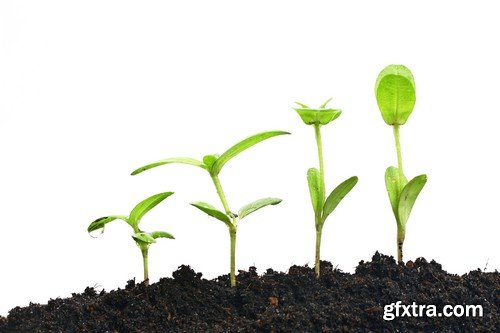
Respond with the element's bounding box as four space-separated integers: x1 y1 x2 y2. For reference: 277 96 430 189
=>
151 231 175 239
190 201 231 227
132 232 156 245
131 157 206 175
203 154 219 171
129 192 174 227
212 130 290 174
87 215 129 233
398 174 427 227
307 168 322 215
375 64 416 125
322 176 358 223
238 198 282 220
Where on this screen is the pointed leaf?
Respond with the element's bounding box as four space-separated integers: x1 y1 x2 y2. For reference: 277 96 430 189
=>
131 157 206 175
238 198 282 220
87 215 129 233
375 64 416 125
319 97 333 108
132 232 156 245
322 176 358 223
295 101 310 108
190 201 231 227
212 130 290 174
307 168 322 214
129 192 174 227
151 231 175 240
398 174 427 227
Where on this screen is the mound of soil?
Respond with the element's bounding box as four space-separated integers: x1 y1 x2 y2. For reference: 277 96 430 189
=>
0 253 498 332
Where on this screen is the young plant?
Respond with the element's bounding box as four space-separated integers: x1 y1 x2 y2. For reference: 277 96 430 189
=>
294 99 358 278
131 130 289 287
375 64 428 263
87 192 175 285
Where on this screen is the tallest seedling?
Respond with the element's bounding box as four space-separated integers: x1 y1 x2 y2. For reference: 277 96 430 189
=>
375 64 428 263
294 99 358 278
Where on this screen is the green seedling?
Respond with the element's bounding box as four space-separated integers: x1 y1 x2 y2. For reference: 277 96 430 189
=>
132 130 289 287
294 99 358 278
375 64 427 263
87 192 175 285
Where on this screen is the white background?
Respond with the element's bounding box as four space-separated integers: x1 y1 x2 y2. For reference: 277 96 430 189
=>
1 1 499 316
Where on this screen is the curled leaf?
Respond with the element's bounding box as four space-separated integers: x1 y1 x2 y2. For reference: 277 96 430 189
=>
151 231 175 240
132 232 156 245
87 215 130 234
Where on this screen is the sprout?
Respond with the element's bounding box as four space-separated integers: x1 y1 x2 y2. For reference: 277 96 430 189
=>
375 64 428 263
293 99 358 278
87 192 175 285
132 130 289 287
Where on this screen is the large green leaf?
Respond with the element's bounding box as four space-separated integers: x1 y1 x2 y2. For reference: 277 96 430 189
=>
211 130 290 174
87 215 129 233
238 198 282 220
398 174 427 227
375 64 416 125
132 232 156 245
151 231 175 239
190 201 232 227
307 168 323 215
131 157 206 175
129 192 174 227
322 176 358 223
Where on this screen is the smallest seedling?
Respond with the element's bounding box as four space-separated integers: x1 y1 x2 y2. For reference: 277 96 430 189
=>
87 192 175 285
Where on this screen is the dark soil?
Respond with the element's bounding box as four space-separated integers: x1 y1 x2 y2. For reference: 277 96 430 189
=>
0 253 498 332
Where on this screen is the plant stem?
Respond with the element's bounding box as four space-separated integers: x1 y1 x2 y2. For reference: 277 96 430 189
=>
393 125 405 186
229 227 237 287
397 226 405 263
141 247 149 285
211 174 232 215
315 228 322 278
314 124 326 202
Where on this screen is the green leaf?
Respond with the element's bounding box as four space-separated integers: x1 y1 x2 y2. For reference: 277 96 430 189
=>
385 166 409 220
307 168 322 214
132 232 156 245
294 101 310 108
322 176 358 223
294 108 342 126
398 174 427 227
131 157 206 175
375 64 416 125
129 192 174 227
202 154 219 172
212 130 290 174
151 231 175 240
190 201 232 227
319 97 333 109
87 215 129 233
238 198 282 220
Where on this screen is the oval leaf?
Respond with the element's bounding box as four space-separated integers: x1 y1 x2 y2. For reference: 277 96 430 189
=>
190 201 231 227
131 157 207 175
307 168 322 215
238 198 282 220
129 192 174 227
132 232 156 245
87 215 129 233
322 176 358 223
151 230 175 240
375 64 416 125
212 130 290 175
398 174 427 228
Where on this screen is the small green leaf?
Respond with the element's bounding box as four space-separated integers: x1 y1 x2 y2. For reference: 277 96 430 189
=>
203 154 219 172
190 201 231 227
212 130 290 175
322 176 358 223
87 215 129 233
319 97 333 109
294 108 342 126
131 157 207 175
132 232 156 244
307 168 322 214
129 192 174 227
238 198 282 220
294 101 310 108
398 174 427 227
375 64 416 125
151 231 175 240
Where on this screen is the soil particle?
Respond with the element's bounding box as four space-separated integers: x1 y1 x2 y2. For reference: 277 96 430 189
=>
0 252 498 332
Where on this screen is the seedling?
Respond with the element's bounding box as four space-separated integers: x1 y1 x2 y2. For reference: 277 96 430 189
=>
375 64 427 263
87 192 175 285
294 99 358 278
132 130 289 287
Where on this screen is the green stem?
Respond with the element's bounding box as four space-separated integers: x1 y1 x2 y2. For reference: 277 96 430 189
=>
314 124 326 202
314 124 326 278
211 174 231 215
141 247 149 285
393 125 404 185
229 227 237 287
315 228 322 278
397 226 405 263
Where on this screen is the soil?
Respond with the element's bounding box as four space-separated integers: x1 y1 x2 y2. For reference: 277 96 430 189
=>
0 252 498 332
